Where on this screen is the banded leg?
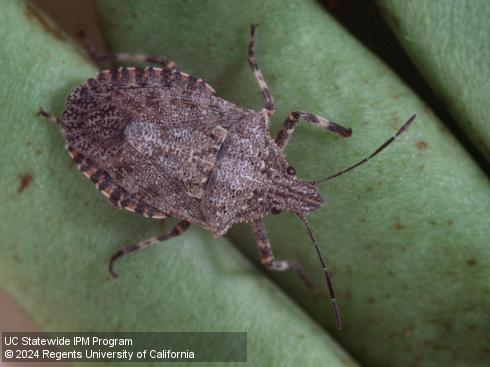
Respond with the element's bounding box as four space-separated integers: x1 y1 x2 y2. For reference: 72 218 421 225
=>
38 108 59 124
248 24 275 116
251 219 315 289
275 111 352 149
78 32 177 70
109 220 190 278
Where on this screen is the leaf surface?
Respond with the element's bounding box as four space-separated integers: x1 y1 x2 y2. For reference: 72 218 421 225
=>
377 0 490 161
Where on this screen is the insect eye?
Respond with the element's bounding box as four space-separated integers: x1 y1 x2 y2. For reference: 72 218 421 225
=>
286 166 296 176
271 207 282 215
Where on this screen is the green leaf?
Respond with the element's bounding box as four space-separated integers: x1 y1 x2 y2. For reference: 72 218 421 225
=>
377 0 490 161
0 1 357 366
96 0 490 366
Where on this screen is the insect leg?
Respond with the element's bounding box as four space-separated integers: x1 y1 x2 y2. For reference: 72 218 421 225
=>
251 219 316 289
38 108 59 124
109 220 190 278
248 24 275 116
78 32 177 70
275 111 352 149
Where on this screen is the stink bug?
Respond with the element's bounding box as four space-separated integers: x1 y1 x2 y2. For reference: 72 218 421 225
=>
39 25 415 329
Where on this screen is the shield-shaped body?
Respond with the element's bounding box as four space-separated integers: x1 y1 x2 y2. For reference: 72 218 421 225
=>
61 67 273 236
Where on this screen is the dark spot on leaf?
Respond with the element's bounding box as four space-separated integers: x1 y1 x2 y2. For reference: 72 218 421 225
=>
466 258 476 266
438 125 449 134
416 140 428 150
366 187 373 192
394 222 405 230
24 3 65 41
367 297 375 304
403 326 414 337
429 219 437 225
17 173 33 193
447 219 453 225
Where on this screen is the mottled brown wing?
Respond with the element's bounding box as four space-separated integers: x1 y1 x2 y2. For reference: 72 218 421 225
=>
60 67 252 227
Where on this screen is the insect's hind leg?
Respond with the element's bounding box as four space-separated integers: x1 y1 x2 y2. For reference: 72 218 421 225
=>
78 32 177 70
109 220 190 278
251 219 316 289
248 24 275 116
275 111 352 149
38 108 59 124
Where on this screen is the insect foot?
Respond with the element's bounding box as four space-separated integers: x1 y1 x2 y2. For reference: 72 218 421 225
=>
41 21 415 330
38 107 58 124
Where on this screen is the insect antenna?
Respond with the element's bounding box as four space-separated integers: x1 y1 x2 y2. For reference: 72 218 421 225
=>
297 213 342 330
313 114 416 185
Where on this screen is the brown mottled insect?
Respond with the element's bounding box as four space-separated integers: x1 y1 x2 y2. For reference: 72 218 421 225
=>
40 25 415 329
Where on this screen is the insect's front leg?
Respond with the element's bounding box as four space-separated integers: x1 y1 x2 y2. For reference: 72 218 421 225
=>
247 24 275 116
109 220 190 278
275 111 352 149
251 219 316 289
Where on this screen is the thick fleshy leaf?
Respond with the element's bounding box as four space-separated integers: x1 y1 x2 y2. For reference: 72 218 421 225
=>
96 0 490 366
377 0 490 161
0 1 357 366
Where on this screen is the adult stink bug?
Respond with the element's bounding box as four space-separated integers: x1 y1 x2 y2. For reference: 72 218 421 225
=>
40 25 415 329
